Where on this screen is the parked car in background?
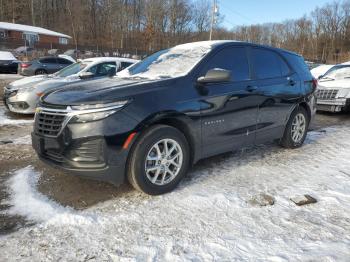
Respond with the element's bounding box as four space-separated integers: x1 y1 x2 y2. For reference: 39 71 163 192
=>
18 56 75 76
32 41 316 195
311 64 335 79
63 49 80 59
316 64 350 112
14 46 34 56
0 51 20 74
4 57 138 114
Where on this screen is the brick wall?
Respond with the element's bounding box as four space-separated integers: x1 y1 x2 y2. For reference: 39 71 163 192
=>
5 30 68 45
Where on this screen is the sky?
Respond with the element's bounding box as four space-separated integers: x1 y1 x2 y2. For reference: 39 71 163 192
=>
219 0 332 28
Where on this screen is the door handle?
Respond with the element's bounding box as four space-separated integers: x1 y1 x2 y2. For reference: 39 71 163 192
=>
246 85 258 92
287 77 296 86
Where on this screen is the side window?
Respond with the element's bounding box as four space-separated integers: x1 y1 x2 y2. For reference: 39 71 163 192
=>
120 62 133 71
57 58 72 65
87 65 98 74
40 58 57 64
251 48 290 79
96 62 117 76
203 47 249 82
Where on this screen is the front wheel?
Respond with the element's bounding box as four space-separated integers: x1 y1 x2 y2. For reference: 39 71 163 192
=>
280 106 309 148
127 125 190 195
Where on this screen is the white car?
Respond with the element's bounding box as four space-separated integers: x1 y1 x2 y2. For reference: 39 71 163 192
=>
316 65 350 112
4 57 139 114
311 64 335 79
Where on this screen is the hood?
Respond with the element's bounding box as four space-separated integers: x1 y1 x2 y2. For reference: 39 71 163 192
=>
317 78 350 89
42 76 177 105
8 75 50 89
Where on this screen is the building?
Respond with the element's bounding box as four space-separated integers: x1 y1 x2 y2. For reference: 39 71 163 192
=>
0 22 71 47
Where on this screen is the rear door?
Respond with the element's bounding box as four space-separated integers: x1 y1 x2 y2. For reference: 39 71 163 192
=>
249 47 302 144
199 46 259 157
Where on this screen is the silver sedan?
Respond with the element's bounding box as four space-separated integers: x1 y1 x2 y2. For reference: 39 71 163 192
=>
3 57 138 114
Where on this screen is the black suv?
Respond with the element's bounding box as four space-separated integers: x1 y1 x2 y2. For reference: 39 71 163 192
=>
32 41 316 195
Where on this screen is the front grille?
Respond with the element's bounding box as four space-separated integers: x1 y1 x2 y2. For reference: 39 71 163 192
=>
35 110 66 137
316 89 338 100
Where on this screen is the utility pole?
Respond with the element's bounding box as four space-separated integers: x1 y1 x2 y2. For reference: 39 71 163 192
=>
209 0 218 41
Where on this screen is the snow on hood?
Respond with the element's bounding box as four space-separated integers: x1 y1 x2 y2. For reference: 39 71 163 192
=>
317 78 350 89
7 75 50 89
0 51 16 61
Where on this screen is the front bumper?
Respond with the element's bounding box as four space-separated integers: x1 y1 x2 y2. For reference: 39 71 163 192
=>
31 108 139 185
316 98 350 112
3 87 37 114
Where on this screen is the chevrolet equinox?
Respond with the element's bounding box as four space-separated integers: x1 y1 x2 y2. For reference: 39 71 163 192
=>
32 41 316 195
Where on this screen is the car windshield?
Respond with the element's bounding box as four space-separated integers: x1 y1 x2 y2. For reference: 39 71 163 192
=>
322 66 350 80
54 61 90 77
117 42 213 79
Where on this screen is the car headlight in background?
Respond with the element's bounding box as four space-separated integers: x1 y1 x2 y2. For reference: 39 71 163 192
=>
336 88 350 98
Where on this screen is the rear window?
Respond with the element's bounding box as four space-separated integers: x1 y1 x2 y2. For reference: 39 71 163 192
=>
283 52 312 79
251 48 290 79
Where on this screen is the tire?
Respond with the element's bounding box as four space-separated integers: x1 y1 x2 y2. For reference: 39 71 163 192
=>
280 106 309 148
127 125 190 195
35 69 47 75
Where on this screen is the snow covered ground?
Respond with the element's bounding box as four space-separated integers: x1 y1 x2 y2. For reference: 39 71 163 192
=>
1 126 350 261
0 107 33 126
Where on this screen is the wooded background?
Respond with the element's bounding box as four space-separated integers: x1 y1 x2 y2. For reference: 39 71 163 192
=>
1 0 350 63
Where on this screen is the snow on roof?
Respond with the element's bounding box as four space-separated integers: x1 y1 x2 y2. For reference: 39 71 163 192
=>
82 57 139 63
0 51 16 60
0 22 71 38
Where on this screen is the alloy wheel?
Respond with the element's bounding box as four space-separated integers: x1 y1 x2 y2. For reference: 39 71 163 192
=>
145 138 183 186
291 113 306 143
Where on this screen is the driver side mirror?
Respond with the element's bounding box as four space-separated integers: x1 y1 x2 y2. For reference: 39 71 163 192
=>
197 68 231 84
79 71 94 80
318 75 323 80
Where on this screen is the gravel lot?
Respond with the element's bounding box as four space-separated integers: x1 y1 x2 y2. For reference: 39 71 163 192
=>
0 74 349 260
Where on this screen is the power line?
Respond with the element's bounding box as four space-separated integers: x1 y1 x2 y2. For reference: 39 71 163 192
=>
220 2 258 25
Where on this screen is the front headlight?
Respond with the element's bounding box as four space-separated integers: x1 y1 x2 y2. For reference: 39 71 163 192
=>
70 100 129 111
69 100 130 123
72 110 117 123
336 88 350 98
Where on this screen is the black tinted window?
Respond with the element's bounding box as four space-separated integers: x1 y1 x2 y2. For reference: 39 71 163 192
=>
120 62 133 71
96 62 116 76
251 48 289 79
40 58 57 64
57 58 72 64
204 47 249 81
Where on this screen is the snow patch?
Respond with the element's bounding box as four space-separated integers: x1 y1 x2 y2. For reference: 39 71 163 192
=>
0 107 33 125
6 166 102 225
12 135 31 145
1 125 350 260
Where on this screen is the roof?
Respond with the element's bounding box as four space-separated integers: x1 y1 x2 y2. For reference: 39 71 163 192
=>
0 51 16 60
0 22 71 38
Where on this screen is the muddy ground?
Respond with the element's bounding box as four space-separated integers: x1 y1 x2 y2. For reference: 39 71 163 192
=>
1 75 350 235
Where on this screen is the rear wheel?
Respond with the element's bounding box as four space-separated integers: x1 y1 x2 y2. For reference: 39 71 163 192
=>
35 69 47 75
280 106 309 148
127 125 190 195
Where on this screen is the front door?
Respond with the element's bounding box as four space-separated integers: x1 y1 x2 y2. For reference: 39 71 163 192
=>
198 46 260 158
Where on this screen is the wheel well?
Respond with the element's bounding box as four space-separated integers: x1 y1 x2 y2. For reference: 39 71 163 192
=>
299 102 311 121
149 118 196 165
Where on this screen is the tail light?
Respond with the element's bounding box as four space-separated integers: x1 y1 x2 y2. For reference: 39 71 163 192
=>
312 78 317 91
20 63 31 68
